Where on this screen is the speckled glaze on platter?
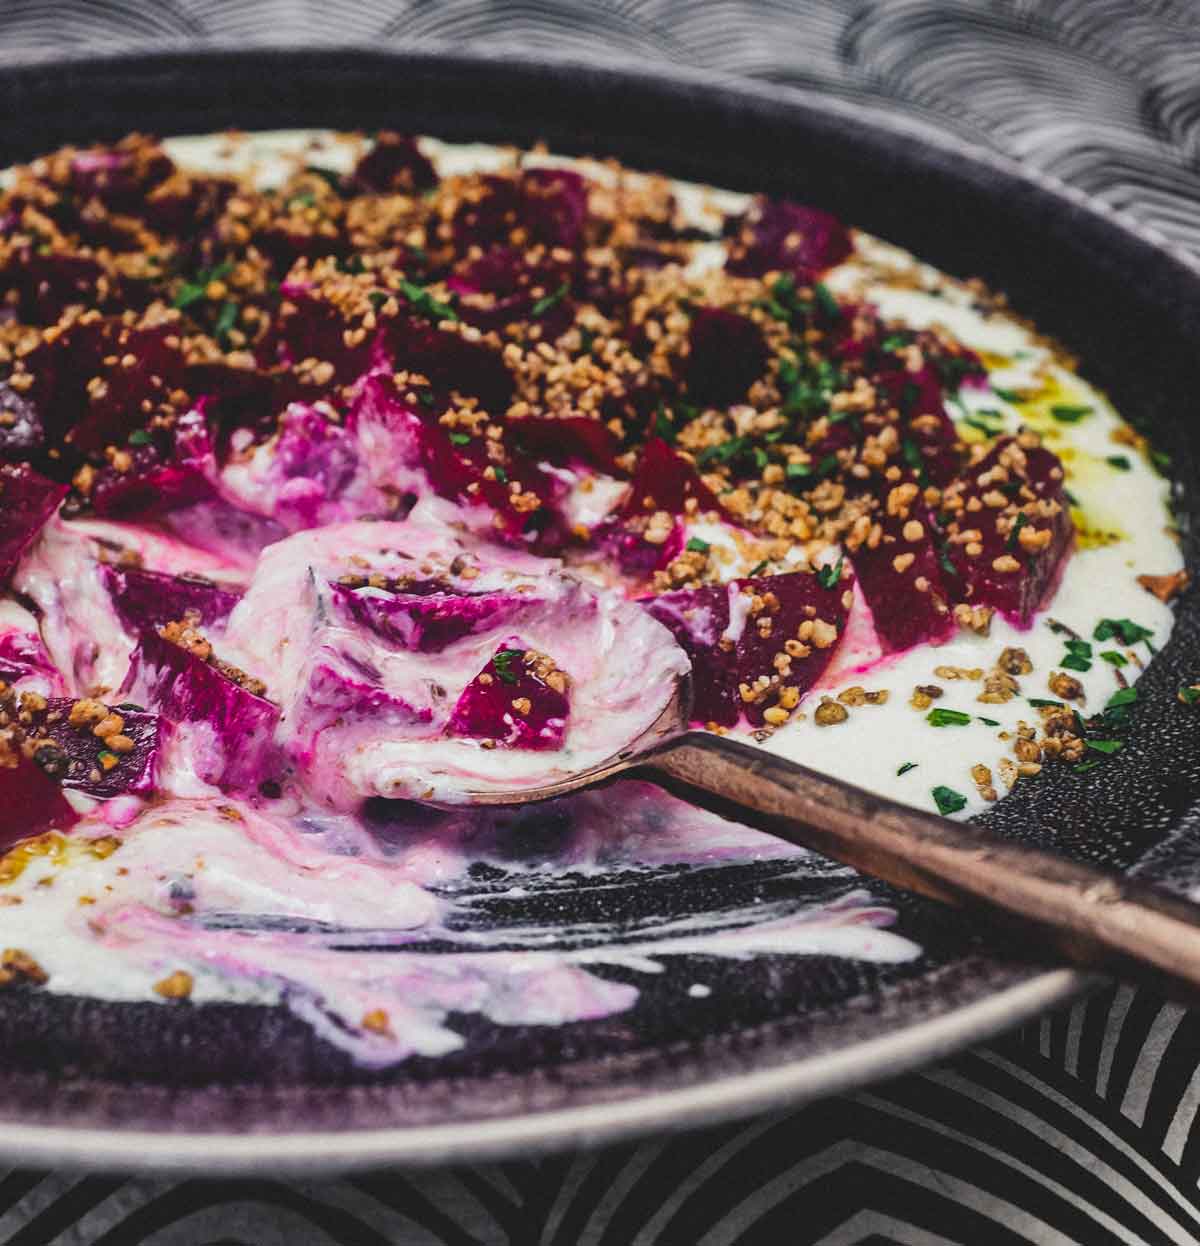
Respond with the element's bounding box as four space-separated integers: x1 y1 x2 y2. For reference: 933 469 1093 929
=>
0 47 1197 1174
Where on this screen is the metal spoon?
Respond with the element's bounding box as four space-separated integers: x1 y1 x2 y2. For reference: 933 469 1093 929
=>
465 679 1200 997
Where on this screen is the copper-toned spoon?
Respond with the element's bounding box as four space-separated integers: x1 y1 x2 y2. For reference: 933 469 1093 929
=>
465 680 1200 996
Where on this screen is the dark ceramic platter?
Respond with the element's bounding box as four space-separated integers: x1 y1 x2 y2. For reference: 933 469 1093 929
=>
0 47 1197 1173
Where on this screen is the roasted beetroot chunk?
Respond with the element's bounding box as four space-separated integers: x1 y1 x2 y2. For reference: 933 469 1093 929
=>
0 380 45 461
121 630 279 791
850 500 955 653
0 463 66 587
330 580 541 654
101 566 242 635
0 754 78 846
0 632 59 688
32 697 163 798
351 132 437 194
684 308 767 407
725 198 852 280
447 643 570 749
643 570 848 727
942 437 1073 626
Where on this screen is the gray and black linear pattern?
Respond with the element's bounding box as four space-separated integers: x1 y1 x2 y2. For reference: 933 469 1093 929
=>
4 1 1200 1242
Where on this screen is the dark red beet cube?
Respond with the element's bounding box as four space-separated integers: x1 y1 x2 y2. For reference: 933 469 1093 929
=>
942 437 1074 626
725 198 852 280
351 132 436 193
849 501 956 653
0 754 78 848
121 630 279 791
330 581 542 654
447 643 570 750
684 307 767 407
31 698 164 799
0 463 66 587
643 570 848 727
102 565 242 635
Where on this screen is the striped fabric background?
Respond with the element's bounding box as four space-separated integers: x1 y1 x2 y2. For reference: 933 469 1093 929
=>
3 2 1200 1241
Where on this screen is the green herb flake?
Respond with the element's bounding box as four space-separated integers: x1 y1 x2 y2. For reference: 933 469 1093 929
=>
1094 618 1153 646
813 281 840 322
1060 654 1092 673
697 436 748 467
1151 449 1172 476
1178 685 1200 706
1074 760 1102 775
1106 455 1131 471
685 537 711 555
747 560 769 578
932 785 968 815
785 462 813 481
213 298 239 345
1028 698 1065 709
817 453 840 478
897 761 918 777
926 708 971 727
304 164 343 188
991 386 1025 404
399 278 459 323
1086 739 1124 755
1106 687 1138 710
127 429 152 446
449 432 472 447
976 716 1000 727
817 556 844 591
1050 403 1093 423
490 648 524 685
493 466 508 485
1007 513 1029 549
531 281 568 319
1099 650 1128 667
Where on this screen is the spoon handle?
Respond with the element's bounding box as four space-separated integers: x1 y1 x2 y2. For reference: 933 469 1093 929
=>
639 731 1200 994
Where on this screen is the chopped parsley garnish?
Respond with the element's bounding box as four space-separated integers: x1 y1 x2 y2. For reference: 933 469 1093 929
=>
926 708 971 727
817 556 844 590
897 761 918 776
785 461 812 482
304 164 343 188
1028 698 1064 709
127 429 152 446
1106 455 1131 471
816 453 840 478
1106 687 1138 710
964 407 1006 436
1007 513 1029 549
1050 403 1093 422
449 432 472 447
881 333 909 353
653 404 676 442
747 560 769 578
531 282 568 318
173 259 233 311
991 386 1025 403
1074 760 1102 775
493 466 508 484
813 281 840 323
932 786 968 815
1094 618 1153 646
697 436 749 467
1060 637 1093 672
1179 685 1200 706
1086 739 1123 755
685 537 711 554
213 298 239 346
1151 449 1172 476
490 648 524 685
1099 650 1128 667
399 278 459 323
976 716 1000 727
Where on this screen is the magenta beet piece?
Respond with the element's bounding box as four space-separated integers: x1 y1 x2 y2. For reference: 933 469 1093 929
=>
351 133 436 193
330 580 541 654
507 416 624 476
68 144 173 212
447 644 570 750
293 657 433 742
121 630 279 791
624 436 723 517
518 168 589 251
0 463 66 587
0 379 44 460
266 286 377 384
684 307 767 407
384 315 514 413
89 406 215 518
726 198 852 280
850 502 956 653
643 583 739 726
0 249 108 323
31 698 163 799
101 565 242 635
447 248 575 337
872 364 962 487
943 437 1073 626
0 754 78 847
644 570 848 727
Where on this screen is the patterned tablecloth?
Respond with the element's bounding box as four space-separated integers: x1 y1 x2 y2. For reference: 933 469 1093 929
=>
3 2 1200 1242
